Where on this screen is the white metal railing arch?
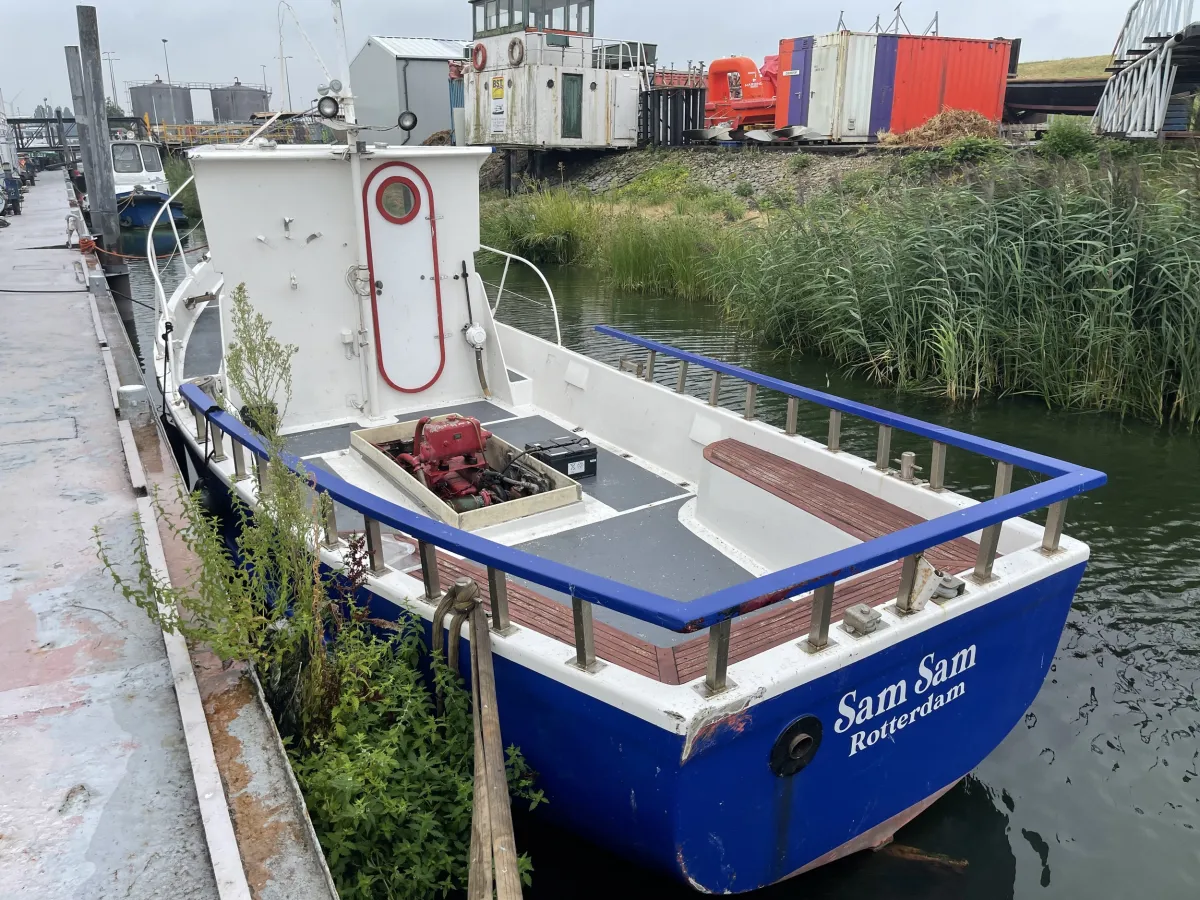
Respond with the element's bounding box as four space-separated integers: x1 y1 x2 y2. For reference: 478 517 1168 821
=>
478 244 562 346
1112 0 1194 61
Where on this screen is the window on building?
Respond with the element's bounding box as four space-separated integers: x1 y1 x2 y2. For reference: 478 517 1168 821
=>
140 144 163 172
500 0 510 28
551 4 564 29
568 3 579 31
580 1 593 33
486 0 498 30
513 0 524 26
474 1 485 34
112 143 141 173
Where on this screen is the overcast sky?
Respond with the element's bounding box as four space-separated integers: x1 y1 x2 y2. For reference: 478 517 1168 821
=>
3 0 1131 118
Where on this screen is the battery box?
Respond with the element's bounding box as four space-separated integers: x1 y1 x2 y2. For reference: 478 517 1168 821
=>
525 437 598 480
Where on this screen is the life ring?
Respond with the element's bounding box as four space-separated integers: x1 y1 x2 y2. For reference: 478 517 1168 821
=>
472 42 487 72
508 37 525 67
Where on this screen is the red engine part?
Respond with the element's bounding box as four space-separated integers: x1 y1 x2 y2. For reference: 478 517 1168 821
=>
396 415 496 504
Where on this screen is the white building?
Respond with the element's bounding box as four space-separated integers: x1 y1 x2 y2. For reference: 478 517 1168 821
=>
463 0 651 149
350 37 470 146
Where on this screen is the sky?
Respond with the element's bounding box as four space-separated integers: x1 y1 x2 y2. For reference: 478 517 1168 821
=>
2 0 1133 119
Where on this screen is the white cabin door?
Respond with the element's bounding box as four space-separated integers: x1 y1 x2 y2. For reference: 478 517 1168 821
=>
362 161 446 394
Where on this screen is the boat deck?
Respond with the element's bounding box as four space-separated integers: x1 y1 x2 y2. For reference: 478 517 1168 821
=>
182 304 988 683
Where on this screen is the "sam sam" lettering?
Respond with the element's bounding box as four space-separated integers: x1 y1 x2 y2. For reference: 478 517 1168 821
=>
833 645 977 756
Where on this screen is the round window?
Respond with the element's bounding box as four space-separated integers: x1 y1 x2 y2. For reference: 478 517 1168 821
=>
376 176 420 224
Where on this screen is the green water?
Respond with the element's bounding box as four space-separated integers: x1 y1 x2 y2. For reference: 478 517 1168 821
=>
485 263 1200 899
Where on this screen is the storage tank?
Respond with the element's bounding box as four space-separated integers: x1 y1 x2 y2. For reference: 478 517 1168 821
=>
209 79 272 123
130 78 195 125
775 33 1011 140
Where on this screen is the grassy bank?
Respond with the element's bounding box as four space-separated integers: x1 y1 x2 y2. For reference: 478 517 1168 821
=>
481 130 1200 425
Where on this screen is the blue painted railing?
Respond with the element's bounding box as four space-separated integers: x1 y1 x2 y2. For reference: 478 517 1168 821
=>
179 328 1104 637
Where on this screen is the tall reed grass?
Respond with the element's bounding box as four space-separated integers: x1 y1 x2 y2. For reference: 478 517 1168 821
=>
480 151 1200 424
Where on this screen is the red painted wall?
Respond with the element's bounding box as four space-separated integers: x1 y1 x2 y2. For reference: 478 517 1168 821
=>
891 36 1011 134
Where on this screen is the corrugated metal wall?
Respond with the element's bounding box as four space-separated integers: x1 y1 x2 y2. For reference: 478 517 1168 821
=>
838 33 879 141
775 36 813 129
890 37 1010 134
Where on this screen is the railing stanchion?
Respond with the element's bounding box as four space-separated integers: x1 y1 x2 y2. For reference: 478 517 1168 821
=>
676 360 689 393
827 410 841 452
571 597 598 671
210 424 227 462
806 583 836 651
254 454 268 493
744 383 757 420
1042 500 1068 553
708 371 722 406
973 461 1014 581
929 441 947 491
876 425 892 472
896 554 921 614
322 496 340 549
231 441 248 482
646 349 656 382
786 397 799 436
419 540 441 599
192 407 206 438
364 517 387 574
488 566 513 634
705 619 732 694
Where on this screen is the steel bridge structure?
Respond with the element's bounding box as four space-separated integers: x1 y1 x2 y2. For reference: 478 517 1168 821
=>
1095 0 1200 137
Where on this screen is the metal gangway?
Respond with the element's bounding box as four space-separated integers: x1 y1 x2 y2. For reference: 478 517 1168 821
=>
1094 0 1200 137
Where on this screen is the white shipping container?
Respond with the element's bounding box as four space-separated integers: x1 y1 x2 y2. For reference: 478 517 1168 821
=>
464 31 640 149
805 32 880 143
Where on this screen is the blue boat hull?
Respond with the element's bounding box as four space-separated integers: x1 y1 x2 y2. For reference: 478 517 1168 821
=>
189 450 1084 893
117 193 189 230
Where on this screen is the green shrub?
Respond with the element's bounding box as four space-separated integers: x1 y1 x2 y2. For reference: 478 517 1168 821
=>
735 180 756 198
789 153 814 173
942 136 1007 164
1037 118 1096 159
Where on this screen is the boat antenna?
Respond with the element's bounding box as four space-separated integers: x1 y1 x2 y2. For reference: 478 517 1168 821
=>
277 0 335 108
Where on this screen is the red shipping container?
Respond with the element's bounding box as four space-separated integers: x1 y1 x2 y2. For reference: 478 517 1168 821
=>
890 36 1011 134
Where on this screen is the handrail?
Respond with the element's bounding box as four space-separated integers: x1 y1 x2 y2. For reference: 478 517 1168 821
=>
147 173 195 324
478 244 562 345
595 326 1083 478
179 325 1104 637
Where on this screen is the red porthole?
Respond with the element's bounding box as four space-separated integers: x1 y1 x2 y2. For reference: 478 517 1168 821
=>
375 176 421 225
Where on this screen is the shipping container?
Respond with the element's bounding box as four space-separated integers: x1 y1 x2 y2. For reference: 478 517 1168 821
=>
774 32 1011 141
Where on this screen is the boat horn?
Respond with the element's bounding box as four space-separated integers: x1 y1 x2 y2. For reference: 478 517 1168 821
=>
460 260 491 398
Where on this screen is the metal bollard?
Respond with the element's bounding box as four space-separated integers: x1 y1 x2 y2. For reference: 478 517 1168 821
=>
487 566 513 634
806 583 836 651
929 441 947 492
899 451 916 483
744 383 757 420
786 397 799 436
973 461 1014 581
708 371 722 406
676 360 689 393
827 410 841 452
876 425 892 472
705 619 732 694
364 517 387 574
571 597 598 671
418 540 441 600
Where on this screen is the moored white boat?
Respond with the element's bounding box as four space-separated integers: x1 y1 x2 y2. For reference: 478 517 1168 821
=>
145 15 1105 895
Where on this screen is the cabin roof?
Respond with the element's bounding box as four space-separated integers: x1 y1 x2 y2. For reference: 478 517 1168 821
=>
367 36 470 60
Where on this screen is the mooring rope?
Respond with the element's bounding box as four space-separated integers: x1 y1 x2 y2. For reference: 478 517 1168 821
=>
432 577 523 900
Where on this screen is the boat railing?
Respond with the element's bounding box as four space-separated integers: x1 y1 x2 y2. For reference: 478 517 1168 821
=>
478 244 562 345
178 328 1104 697
147 174 195 325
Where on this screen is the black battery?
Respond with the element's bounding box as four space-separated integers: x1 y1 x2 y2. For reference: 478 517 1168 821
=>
525 437 598 480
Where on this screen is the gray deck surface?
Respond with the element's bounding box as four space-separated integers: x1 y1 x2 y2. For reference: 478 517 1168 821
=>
0 179 220 898
514 498 753 646
284 401 513 458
